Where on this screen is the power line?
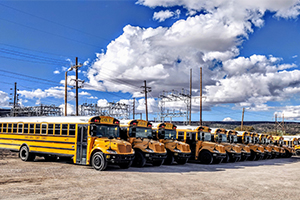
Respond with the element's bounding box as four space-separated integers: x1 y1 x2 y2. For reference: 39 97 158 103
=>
0 17 100 48
0 3 111 42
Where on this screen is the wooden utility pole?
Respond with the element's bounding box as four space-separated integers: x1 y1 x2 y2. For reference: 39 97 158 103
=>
200 67 202 126
133 98 135 119
275 113 277 134
64 71 68 116
241 107 245 131
189 68 192 125
75 57 79 116
141 80 151 121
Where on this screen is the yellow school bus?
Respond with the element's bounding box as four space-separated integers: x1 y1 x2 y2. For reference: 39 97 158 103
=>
120 119 167 167
176 126 226 164
211 128 242 162
0 116 134 171
152 122 191 165
237 132 264 161
227 130 251 161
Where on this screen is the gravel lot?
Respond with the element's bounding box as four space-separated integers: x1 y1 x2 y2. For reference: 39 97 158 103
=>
1 150 300 200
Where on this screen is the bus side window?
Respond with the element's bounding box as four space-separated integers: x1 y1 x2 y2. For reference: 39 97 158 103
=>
48 124 54 135
18 123 23 134
29 124 35 134
3 123 7 133
0 123 2 132
69 124 75 136
24 124 28 134
7 124 12 133
55 124 61 135
13 123 17 133
41 124 47 135
177 131 184 141
36 124 41 134
62 124 68 135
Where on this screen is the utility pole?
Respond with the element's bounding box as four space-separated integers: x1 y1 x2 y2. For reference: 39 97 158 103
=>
275 113 277 134
200 67 202 126
133 98 135 119
241 107 245 131
141 80 151 121
189 68 192 125
75 57 79 116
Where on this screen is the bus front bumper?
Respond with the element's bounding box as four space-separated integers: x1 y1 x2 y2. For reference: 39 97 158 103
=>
145 153 167 161
212 153 226 159
106 154 135 164
173 152 191 159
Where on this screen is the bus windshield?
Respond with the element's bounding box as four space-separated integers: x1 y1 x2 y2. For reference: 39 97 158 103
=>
246 136 252 144
294 140 298 145
130 127 152 138
94 124 120 138
232 135 238 143
163 129 177 139
219 134 227 143
203 132 212 141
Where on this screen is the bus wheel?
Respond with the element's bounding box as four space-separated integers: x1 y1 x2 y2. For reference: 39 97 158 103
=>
164 151 174 165
222 152 230 163
200 150 213 164
133 150 146 167
153 159 164 166
119 161 132 169
213 158 223 164
176 158 188 165
91 152 107 171
19 146 35 161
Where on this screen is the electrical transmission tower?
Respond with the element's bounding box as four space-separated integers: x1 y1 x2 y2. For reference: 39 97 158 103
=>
9 82 20 117
157 89 191 124
12 104 62 116
80 102 130 119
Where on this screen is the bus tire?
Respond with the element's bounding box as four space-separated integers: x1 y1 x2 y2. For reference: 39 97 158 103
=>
119 161 132 169
153 159 164 166
133 150 146 167
213 158 223 164
200 150 213 164
19 145 35 162
222 152 230 163
91 152 107 171
176 158 188 165
164 150 174 165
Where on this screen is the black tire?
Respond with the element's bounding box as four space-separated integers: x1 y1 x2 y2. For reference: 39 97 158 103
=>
91 152 107 171
44 155 58 162
296 150 300 156
213 158 223 164
176 158 188 165
133 150 146 167
248 151 256 161
152 159 164 166
271 154 276 159
19 146 35 161
200 150 213 164
222 152 230 163
164 151 174 165
119 161 132 169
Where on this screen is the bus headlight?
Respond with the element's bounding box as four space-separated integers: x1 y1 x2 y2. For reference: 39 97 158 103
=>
106 149 117 154
173 149 181 153
145 149 154 153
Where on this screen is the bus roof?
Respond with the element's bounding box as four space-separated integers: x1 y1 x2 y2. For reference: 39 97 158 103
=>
0 116 100 123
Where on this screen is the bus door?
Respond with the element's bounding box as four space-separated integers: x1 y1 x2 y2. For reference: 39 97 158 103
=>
186 132 196 156
76 125 88 165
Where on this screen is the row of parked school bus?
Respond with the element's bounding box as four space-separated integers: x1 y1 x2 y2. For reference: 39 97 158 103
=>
0 115 299 171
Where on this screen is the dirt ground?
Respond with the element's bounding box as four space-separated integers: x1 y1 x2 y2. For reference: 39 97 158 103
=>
1 149 300 200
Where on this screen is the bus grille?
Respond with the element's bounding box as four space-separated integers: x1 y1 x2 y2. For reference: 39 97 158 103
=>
118 144 131 153
155 144 164 152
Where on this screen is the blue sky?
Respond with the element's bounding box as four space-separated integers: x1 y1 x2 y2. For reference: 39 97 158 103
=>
1 0 300 122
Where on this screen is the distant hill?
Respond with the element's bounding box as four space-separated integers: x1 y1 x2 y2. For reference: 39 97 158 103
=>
161 121 300 135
